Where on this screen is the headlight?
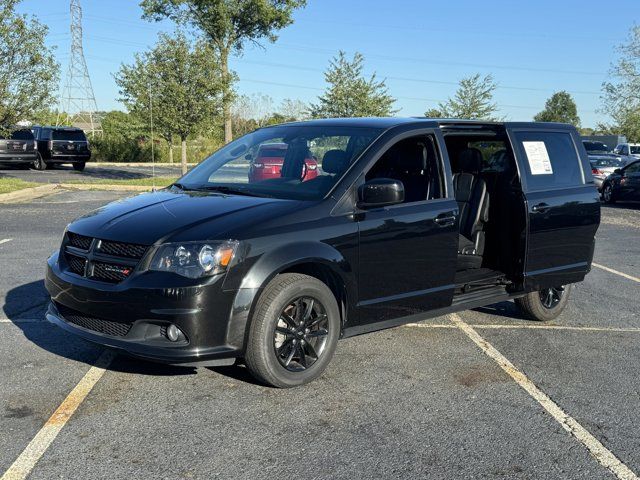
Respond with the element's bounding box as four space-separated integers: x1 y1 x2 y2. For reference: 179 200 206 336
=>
149 241 238 278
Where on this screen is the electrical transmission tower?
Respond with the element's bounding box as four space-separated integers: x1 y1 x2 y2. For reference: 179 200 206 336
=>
58 0 102 136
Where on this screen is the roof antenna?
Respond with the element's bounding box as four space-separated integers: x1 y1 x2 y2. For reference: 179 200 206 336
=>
149 81 156 192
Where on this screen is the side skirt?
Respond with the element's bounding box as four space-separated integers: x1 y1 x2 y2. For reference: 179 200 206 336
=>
341 286 524 338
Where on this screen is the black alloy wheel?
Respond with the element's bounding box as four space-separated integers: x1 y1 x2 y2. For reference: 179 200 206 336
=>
273 296 329 372
244 273 340 388
515 284 572 321
539 286 565 310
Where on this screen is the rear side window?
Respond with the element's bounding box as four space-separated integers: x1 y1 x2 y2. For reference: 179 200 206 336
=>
52 130 87 141
513 131 583 191
11 130 34 140
258 148 286 158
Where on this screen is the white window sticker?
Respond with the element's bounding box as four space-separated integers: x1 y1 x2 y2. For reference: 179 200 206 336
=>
523 141 553 175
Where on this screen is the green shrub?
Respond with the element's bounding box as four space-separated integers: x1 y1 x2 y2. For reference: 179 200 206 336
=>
91 136 224 164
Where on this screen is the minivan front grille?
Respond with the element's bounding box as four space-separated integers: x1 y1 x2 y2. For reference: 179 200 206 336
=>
67 232 92 251
66 254 87 276
56 303 132 337
62 232 149 284
96 240 147 259
91 261 133 283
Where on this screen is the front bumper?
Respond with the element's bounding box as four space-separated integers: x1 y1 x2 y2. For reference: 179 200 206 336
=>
45 252 242 366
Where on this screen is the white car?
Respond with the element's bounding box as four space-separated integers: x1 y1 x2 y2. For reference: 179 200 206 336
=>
613 143 640 160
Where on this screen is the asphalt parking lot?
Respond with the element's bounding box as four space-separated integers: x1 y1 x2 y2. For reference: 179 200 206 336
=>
1 188 639 479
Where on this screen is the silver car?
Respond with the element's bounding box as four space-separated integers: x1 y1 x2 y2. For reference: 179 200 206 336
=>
590 156 626 191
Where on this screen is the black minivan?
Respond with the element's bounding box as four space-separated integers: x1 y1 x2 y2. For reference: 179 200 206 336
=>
45 118 600 387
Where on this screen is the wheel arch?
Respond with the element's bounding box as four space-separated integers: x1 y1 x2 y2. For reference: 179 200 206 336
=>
225 241 356 352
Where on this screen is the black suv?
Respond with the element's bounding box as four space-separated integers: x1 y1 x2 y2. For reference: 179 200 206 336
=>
45 118 600 387
0 128 37 168
32 126 91 171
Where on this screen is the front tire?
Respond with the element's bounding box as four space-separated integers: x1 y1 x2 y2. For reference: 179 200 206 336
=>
515 284 572 321
73 162 86 172
245 273 340 388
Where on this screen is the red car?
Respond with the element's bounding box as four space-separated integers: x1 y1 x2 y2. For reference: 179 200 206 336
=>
248 143 318 183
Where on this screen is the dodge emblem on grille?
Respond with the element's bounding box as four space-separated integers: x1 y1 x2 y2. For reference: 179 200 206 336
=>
103 265 131 276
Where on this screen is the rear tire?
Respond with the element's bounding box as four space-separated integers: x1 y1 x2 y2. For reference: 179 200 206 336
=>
32 153 47 171
602 183 616 204
73 162 86 172
515 284 572 321
245 273 340 388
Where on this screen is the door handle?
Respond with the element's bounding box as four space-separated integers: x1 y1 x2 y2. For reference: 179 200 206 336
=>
435 214 456 226
531 203 549 213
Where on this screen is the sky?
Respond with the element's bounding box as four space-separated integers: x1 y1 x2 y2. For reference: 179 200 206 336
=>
18 0 638 128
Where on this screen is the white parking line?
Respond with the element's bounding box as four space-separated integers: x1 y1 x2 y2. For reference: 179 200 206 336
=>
450 313 638 480
0 238 12 246
0 350 115 480
593 263 640 284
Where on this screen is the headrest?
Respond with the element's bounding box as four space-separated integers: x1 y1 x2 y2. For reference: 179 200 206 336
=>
397 143 427 171
458 148 483 173
322 150 349 174
384 142 427 171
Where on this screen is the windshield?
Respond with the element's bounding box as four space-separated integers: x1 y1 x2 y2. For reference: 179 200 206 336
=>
590 157 623 168
53 130 87 141
583 141 609 153
10 130 34 140
177 125 383 200
631 145 640 154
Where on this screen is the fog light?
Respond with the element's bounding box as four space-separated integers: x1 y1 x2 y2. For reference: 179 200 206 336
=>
167 324 181 342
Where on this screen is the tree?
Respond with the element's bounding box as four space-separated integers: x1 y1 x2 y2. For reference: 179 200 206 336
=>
425 73 500 120
534 91 580 126
601 26 640 142
310 51 397 118
116 33 224 173
279 98 308 121
0 0 59 135
140 0 307 144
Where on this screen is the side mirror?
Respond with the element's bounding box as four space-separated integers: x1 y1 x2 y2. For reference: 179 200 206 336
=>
613 168 623 175
357 178 404 209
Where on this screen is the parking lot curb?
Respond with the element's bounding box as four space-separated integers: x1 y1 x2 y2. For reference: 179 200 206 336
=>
0 184 59 204
0 183 158 203
94 162 197 167
58 183 155 192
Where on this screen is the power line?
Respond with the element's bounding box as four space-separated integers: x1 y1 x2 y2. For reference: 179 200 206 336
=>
293 18 626 44
271 42 608 77
235 59 602 96
240 78 598 114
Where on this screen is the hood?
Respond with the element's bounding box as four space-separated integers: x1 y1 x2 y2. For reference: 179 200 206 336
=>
68 189 303 245
587 153 618 160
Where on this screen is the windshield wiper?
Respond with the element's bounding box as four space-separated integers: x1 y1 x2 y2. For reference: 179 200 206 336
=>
196 185 271 198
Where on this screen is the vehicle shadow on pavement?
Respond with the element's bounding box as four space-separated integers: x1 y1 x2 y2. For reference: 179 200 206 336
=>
473 300 529 320
601 201 640 210
3 280 196 377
